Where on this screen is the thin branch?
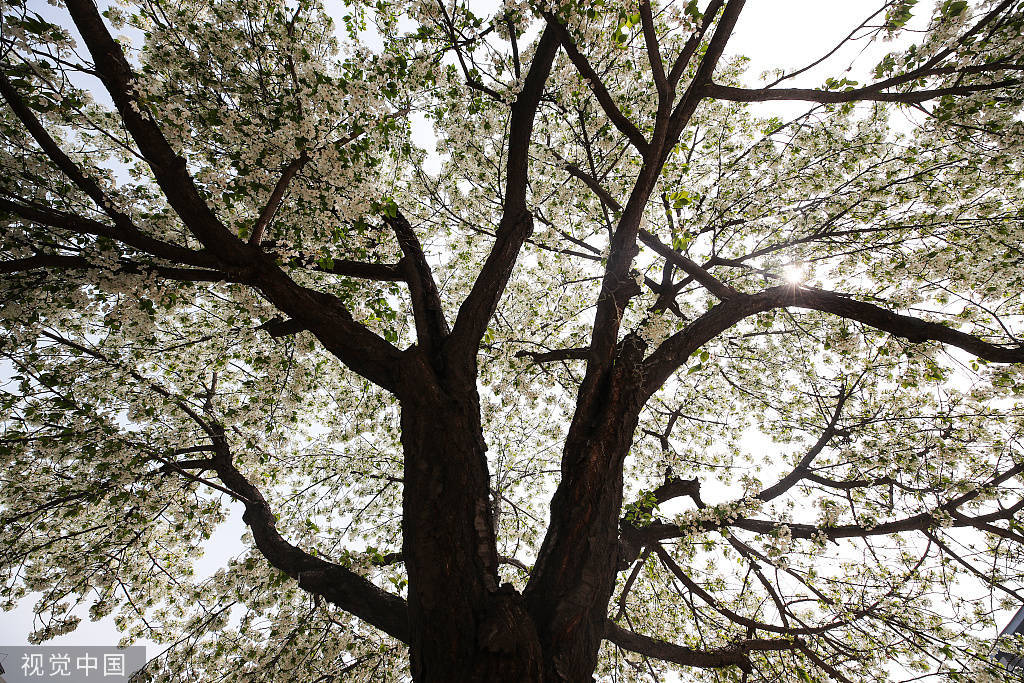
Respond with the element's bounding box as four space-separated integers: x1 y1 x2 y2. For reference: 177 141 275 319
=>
755 391 849 502
605 620 797 671
0 191 214 270
797 641 855 683
638 228 738 301
249 153 309 246
560 159 623 213
543 15 649 155
761 4 889 89
0 71 139 235
636 465 1024 545
653 543 831 636
0 252 232 283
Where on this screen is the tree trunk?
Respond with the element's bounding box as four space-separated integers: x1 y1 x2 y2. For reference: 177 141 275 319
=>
399 340 643 682
524 411 640 680
525 339 646 681
400 360 544 681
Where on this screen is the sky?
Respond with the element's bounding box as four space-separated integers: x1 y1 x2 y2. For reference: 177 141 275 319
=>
11 0 1010 678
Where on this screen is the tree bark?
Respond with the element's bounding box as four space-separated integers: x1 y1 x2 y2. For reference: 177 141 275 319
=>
400 357 543 681
525 337 647 681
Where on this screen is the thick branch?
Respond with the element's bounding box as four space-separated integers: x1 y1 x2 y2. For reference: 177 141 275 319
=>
32 331 409 637
785 286 1024 363
642 285 1024 400
257 317 306 338
207 433 410 642
63 0 405 391
666 0 725 86
605 621 796 671
64 0 244 259
639 1 669 103
703 79 1021 105
584 0 746 386
514 347 589 363
0 197 218 268
445 25 559 370
267 243 405 281
384 210 449 351
651 476 702 506
642 292 777 397
666 0 746 147
0 253 92 275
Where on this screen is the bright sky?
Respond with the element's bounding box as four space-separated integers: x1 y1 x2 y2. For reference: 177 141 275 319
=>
13 2 1011 680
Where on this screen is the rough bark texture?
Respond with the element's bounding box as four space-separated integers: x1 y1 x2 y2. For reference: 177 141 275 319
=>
525 336 647 681
399 355 544 681
400 341 646 681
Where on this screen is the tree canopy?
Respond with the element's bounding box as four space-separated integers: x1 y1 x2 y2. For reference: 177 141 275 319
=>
2 0 1024 680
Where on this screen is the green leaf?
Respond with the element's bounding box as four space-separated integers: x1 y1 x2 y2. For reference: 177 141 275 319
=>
684 0 702 21
940 0 967 17
885 0 918 30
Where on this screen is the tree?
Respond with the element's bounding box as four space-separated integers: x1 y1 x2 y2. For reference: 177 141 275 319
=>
2 0 1024 679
